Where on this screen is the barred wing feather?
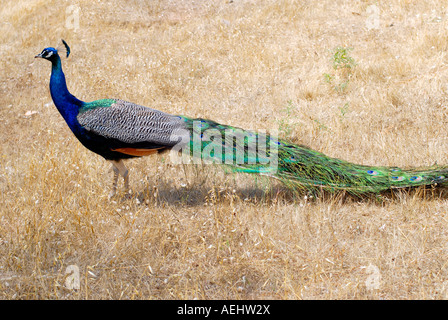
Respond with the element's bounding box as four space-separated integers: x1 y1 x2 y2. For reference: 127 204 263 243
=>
77 99 186 146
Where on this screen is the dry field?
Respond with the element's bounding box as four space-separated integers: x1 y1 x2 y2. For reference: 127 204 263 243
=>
2 0 448 299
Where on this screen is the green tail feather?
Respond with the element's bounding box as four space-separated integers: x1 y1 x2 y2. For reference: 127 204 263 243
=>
178 117 448 194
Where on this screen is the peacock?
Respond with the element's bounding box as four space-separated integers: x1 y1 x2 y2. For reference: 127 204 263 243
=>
35 40 448 197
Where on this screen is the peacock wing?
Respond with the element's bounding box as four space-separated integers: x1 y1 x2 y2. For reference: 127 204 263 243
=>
77 99 187 147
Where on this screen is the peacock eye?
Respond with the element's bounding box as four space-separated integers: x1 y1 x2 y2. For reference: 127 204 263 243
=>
43 51 53 58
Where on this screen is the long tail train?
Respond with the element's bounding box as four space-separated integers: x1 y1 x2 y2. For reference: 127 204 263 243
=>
179 117 448 195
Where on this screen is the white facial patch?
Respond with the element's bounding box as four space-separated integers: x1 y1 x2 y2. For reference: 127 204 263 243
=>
43 51 54 58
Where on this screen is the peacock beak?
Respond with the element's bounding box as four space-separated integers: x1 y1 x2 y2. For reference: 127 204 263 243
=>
35 53 43 58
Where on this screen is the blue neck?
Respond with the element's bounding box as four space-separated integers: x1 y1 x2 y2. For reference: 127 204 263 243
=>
49 56 84 132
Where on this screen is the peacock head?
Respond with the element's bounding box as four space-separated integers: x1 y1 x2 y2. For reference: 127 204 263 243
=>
35 47 58 61
35 40 70 61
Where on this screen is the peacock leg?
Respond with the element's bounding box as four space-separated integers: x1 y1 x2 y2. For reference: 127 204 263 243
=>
109 162 119 198
109 160 130 198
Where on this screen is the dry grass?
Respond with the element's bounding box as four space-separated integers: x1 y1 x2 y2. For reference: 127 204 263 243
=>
2 0 448 299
